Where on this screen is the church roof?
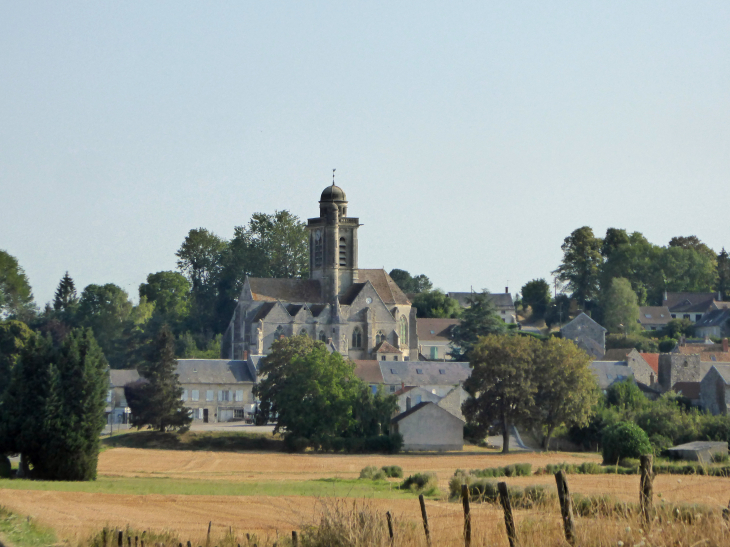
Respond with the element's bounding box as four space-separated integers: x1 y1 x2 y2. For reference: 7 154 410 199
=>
248 278 323 303
339 283 366 305
358 269 411 306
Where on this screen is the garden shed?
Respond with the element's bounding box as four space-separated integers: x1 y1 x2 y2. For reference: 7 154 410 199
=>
666 441 728 463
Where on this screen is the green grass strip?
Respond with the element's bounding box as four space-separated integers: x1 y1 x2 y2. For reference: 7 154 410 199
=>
0 506 57 547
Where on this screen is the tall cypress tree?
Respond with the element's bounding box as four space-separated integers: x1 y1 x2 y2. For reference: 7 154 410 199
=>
449 290 507 361
717 248 730 301
126 324 192 432
53 272 78 312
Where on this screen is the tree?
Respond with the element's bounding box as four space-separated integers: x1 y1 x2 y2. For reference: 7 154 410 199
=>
176 228 227 291
600 228 630 259
520 279 551 319
544 294 571 328
253 336 396 445
553 227 603 307
602 277 640 335
448 290 506 361
125 325 192 432
716 248 730 301
0 320 33 399
666 318 695 339
669 235 716 262
76 284 133 368
411 290 461 318
0 328 108 480
0 250 35 321
388 269 433 294
532 338 599 448
53 272 78 314
462 334 538 453
139 271 191 326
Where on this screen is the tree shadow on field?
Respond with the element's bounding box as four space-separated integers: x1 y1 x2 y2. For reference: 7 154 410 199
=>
101 430 285 453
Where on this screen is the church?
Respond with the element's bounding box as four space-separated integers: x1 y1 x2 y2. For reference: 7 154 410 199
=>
222 182 419 362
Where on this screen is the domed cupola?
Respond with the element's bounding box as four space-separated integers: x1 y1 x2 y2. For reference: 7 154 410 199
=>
319 183 348 217
320 184 347 203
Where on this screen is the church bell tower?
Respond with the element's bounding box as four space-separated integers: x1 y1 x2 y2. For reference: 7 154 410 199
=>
307 179 359 303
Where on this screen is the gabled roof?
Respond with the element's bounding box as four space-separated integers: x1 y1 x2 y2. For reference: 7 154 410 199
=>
339 283 366 306
562 312 607 333
353 360 385 384
417 318 460 342
639 353 659 374
394 385 417 396
708 364 730 384
695 308 730 328
252 302 277 321
248 278 323 303
589 361 634 390
380 361 471 386
357 270 411 306
176 359 255 384
447 292 514 309
375 340 402 354
109 369 141 387
391 401 465 424
672 381 701 399
663 292 717 313
638 306 673 325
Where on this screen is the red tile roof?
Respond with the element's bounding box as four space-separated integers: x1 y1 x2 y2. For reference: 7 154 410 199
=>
375 340 402 354
639 353 659 374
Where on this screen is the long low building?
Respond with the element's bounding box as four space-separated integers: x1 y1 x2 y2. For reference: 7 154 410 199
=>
354 359 471 395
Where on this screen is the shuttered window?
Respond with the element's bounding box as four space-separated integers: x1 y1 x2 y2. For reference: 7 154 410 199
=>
235 390 244 402
206 390 214 401
192 390 199 401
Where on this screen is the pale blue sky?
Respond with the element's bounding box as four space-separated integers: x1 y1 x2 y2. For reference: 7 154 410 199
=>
1 2 729 306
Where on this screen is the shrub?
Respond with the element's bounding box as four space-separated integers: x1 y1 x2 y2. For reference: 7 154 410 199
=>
514 463 532 476
711 452 729 464
359 466 386 480
400 473 438 495
0 456 10 479
602 422 652 464
649 434 674 456
578 462 603 474
380 465 403 478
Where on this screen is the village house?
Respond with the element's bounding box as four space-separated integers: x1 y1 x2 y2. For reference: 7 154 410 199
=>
390 402 465 451
694 309 730 339
107 369 140 425
448 289 517 324
416 317 459 360
561 312 606 360
699 364 730 415
394 384 468 421
663 292 730 323
637 306 673 331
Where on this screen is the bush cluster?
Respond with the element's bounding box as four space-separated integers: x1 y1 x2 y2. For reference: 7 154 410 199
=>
539 460 730 477
457 463 532 478
359 465 403 480
448 472 554 507
400 473 438 495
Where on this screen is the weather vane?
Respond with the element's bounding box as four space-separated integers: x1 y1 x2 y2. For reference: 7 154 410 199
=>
332 168 336 186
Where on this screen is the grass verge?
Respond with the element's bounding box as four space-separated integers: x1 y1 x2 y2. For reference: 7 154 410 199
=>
0 477 413 499
0 506 57 547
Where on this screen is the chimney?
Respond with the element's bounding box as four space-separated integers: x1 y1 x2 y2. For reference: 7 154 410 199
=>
505 286 509 294
406 397 411 411
243 350 248 361
723 338 728 352
401 381 405 389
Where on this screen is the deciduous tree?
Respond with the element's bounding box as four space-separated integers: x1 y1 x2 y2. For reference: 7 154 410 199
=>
602 277 640 335
77 283 133 368
0 250 36 321
520 279 551 319
552 227 603 307
411 289 461 318
388 269 433 294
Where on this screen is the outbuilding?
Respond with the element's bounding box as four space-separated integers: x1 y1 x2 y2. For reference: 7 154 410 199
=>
390 402 464 451
666 441 728 463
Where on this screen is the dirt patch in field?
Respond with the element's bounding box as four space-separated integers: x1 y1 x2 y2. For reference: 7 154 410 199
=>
97 448 600 484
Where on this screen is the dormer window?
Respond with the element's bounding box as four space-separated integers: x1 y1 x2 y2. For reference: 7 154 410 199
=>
439 369 446 374
416 369 423 374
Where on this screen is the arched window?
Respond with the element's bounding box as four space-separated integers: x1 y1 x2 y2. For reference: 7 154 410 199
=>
339 237 347 266
400 317 408 346
275 326 285 339
299 328 308 338
313 230 323 268
319 330 326 342
352 327 362 348
376 330 386 345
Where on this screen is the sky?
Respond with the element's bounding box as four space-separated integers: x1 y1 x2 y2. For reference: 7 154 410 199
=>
1 1 729 307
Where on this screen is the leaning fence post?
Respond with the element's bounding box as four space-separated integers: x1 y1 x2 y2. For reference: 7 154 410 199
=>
386 511 394 545
461 484 471 547
640 454 654 528
291 531 298 547
498 482 518 547
555 470 576 545
418 494 431 547
118 531 123 547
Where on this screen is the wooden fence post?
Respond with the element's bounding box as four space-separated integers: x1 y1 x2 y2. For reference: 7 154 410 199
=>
555 470 576 545
118 530 123 547
461 484 471 547
386 511 394 545
640 454 654 529
498 482 518 547
127 537 131 547
134 536 138 547
418 494 431 547
291 531 298 547
103 528 107 547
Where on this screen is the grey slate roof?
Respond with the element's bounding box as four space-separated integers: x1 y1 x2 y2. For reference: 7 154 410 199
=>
710 364 730 384
663 292 717 313
249 278 324 303
176 359 255 384
589 361 634 390
638 306 673 326
379 361 471 386
390 401 431 423
109 369 140 387
695 308 730 328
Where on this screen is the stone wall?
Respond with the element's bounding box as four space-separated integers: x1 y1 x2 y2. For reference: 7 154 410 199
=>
658 353 701 392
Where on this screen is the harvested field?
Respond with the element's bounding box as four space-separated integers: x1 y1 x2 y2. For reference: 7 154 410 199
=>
97 447 601 486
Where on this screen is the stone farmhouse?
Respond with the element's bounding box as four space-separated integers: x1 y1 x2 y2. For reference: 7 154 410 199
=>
561 312 606 360
448 290 517 324
416 318 459 361
221 183 419 363
663 291 730 323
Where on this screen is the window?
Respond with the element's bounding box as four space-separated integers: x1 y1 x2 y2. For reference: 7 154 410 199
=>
319 330 326 342
234 409 245 419
370 385 378 394
376 331 385 345
181 389 188 401
645 314 652 319
299 328 308 338
206 390 214 401
696 314 702 321
197 408 204 419
430 346 438 359
671 314 677 318
219 390 230 402
352 327 362 348
439 369 446 375
381 355 386 361
399 317 408 345
683 314 690 319
390 385 396 392
235 390 244 402
107 390 113 403
339 237 347 266
192 390 200 401
275 325 285 339
314 230 323 267
394 356 399 361
416 369 423 374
